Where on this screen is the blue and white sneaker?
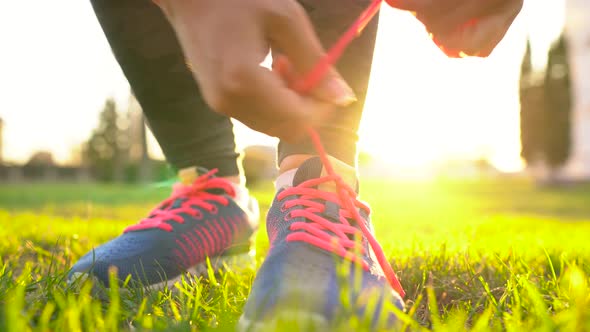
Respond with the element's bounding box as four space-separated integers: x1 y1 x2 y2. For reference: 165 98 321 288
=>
68 168 259 289
239 157 405 331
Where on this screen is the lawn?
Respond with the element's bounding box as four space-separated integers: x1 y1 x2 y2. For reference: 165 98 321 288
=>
0 178 589 331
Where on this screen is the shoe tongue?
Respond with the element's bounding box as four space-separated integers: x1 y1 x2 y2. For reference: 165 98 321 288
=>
178 167 200 185
293 157 359 194
178 166 213 185
176 166 228 196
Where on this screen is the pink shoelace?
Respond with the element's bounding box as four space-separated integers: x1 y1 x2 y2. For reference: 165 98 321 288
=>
278 175 372 266
277 0 406 298
124 170 235 233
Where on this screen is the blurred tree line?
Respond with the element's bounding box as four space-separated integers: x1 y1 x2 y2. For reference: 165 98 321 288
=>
83 97 171 182
83 97 279 185
520 35 572 170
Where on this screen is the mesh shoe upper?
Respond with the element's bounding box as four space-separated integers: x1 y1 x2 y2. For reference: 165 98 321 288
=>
69 169 258 287
241 157 404 329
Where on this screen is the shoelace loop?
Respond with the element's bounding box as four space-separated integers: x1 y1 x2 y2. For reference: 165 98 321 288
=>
279 0 406 298
124 169 235 233
279 175 371 268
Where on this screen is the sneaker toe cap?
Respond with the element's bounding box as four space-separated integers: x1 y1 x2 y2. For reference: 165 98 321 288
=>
242 243 405 328
68 232 180 287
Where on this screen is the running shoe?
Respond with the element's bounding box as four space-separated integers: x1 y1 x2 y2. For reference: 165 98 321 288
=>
68 167 259 289
239 157 404 331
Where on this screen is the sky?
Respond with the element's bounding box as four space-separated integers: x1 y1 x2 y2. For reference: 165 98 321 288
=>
0 0 566 172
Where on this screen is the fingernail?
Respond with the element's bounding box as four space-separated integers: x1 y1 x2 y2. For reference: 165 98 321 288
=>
327 78 357 106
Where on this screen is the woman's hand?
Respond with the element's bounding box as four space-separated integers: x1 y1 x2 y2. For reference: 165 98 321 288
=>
155 0 356 142
388 0 524 57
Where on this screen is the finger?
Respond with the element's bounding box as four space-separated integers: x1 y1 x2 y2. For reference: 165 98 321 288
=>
386 0 465 20
272 54 354 111
272 55 298 85
219 64 336 142
393 0 478 50
266 1 356 106
272 55 338 134
460 11 516 56
432 0 521 56
385 0 433 12
471 0 522 50
426 0 505 36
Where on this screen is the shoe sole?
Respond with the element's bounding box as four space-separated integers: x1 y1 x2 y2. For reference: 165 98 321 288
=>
69 250 255 296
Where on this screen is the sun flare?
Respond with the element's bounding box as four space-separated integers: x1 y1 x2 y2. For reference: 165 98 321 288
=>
359 4 564 173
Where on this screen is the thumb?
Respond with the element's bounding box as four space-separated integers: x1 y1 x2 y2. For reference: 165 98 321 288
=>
267 3 356 106
273 55 357 106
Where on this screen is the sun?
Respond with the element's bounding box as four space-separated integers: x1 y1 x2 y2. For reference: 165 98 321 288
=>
358 5 561 173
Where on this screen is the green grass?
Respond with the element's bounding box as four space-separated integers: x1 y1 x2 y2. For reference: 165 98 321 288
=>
0 178 589 331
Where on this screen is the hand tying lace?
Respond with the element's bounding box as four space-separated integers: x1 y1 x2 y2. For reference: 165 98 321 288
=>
124 170 235 233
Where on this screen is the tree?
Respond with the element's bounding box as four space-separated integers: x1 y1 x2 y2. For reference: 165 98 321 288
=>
26 151 55 167
520 40 546 166
83 98 129 181
543 36 571 168
519 36 572 171
127 91 152 182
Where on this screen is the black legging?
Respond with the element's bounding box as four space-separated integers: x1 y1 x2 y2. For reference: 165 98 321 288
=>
90 0 379 176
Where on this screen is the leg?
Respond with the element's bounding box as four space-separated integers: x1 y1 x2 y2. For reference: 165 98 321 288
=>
279 0 379 171
69 0 259 288
91 0 240 177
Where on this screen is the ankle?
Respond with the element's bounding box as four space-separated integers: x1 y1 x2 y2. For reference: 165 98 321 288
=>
278 154 316 174
276 155 359 191
178 166 245 186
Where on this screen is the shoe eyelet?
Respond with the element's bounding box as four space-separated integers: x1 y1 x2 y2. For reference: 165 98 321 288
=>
284 212 292 221
195 211 204 219
280 204 288 212
209 205 218 214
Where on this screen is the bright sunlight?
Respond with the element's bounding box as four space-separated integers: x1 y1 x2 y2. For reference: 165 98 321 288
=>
359 3 564 172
